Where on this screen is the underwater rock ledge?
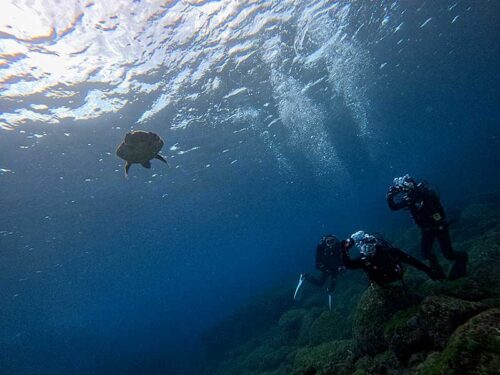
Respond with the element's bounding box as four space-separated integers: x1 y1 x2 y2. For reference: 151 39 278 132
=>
199 197 500 375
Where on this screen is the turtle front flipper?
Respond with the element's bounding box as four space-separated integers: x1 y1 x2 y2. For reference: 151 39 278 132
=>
155 154 170 167
141 160 151 169
125 162 132 177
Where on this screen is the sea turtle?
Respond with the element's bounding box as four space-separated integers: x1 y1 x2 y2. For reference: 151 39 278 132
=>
116 130 168 177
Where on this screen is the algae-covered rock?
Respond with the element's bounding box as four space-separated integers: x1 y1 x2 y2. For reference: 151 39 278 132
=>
279 308 309 341
417 308 500 375
302 290 328 309
418 277 491 302
292 339 352 374
457 203 500 294
408 350 432 369
383 305 420 339
467 234 500 296
352 351 399 375
241 343 291 372
352 285 420 357
298 308 324 345
389 326 430 365
383 305 431 364
277 307 325 345
482 297 500 309
201 285 294 358
308 310 350 345
418 295 487 349
457 203 499 238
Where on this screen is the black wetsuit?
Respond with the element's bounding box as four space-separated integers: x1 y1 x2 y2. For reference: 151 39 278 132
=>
340 244 435 286
387 182 467 279
304 242 344 294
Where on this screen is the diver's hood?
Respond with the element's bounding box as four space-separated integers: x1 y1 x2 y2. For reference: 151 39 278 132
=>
320 235 341 251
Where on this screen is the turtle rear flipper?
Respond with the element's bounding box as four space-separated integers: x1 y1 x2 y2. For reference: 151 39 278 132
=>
125 162 132 177
155 154 170 167
141 161 151 169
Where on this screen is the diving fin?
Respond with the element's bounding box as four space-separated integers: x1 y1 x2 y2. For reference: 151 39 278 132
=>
155 154 170 167
293 274 305 301
448 257 467 281
429 256 446 280
141 160 151 169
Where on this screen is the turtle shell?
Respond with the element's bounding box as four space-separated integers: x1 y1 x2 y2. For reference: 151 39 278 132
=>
116 131 164 163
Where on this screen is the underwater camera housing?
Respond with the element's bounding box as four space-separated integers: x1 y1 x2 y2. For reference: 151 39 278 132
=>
392 174 416 191
390 174 416 204
392 190 411 205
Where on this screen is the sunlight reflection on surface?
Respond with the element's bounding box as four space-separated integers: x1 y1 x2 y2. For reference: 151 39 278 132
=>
0 0 378 128
1 0 404 176
0 0 189 124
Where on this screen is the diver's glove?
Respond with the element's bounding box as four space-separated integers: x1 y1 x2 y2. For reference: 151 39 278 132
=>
388 185 401 194
341 238 354 251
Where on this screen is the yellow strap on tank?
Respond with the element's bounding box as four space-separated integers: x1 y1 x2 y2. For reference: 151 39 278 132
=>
433 212 442 221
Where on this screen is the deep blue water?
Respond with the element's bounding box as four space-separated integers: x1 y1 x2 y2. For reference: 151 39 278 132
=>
0 1 499 374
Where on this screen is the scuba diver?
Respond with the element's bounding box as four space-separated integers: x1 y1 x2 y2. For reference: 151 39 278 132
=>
386 174 467 280
340 231 439 286
294 235 345 310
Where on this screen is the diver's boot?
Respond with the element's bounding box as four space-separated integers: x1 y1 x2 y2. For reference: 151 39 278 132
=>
448 252 468 280
428 255 446 280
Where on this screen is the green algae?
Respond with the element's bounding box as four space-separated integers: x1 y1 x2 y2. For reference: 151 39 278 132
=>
308 310 350 345
418 308 500 375
352 285 419 356
383 304 420 338
293 340 352 373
